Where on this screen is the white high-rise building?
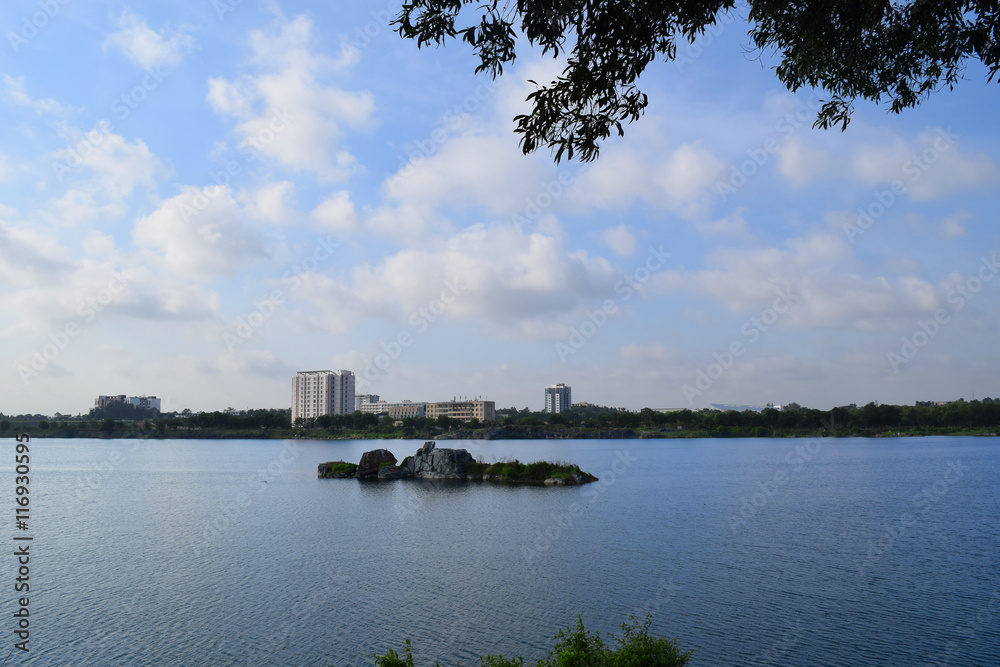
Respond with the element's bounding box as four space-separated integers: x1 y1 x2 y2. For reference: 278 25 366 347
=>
291 370 355 425
544 383 572 414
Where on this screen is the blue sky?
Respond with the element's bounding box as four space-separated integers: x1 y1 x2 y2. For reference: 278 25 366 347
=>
2 1 999 416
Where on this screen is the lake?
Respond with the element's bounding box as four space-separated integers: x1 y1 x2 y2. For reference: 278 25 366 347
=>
2 436 998 665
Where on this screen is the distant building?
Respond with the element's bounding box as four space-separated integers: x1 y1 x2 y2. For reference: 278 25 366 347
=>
129 396 161 411
544 383 572 414
357 400 427 419
95 395 160 411
355 394 380 411
291 370 355 424
95 395 127 409
426 399 496 423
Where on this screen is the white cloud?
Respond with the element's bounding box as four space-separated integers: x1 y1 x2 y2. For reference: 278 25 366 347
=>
49 125 167 203
942 211 970 240
653 143 725 202
850 128 1000 201
41 126 168 228
0 224 76 289
133 186 268 279
241 181 295 224
600 224 637 256
650 231 943 328
293 224 616 337
104 11 196 69
312 190 358 232
778 137 831 186
207 15 374 181
695 210 756 241
0 75 72 115
384 132 552 214
571 136 724 217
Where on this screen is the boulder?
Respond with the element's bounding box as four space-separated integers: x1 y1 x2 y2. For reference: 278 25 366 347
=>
356 449 397 479
377 464 409 480
405 442 475 479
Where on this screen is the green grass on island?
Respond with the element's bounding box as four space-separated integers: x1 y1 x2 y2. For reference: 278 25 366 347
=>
465 459 595 483
368 615 690 667
317 461 357 477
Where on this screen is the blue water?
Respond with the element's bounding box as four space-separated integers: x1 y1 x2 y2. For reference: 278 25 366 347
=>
1 436 998 665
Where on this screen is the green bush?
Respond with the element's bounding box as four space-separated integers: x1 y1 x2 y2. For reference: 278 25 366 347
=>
370 616 688 667
373 639 416 667
322 461 358 477
465 461 489 475
478 459 585 483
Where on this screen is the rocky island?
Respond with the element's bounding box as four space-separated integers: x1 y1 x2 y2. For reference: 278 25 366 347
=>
318 441 597 485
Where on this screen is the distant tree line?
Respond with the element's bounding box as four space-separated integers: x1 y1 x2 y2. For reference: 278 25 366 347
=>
3 399 1000 437
186 409 290 430
495 399 1000 434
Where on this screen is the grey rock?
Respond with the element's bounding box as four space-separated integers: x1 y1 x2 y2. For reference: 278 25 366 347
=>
377 464 409 480
406 441 475 479
356 449 397 479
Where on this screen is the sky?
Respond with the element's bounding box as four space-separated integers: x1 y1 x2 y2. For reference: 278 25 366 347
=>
1 1 999 416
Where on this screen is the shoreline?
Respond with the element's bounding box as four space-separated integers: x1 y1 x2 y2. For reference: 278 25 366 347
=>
5 428 998 441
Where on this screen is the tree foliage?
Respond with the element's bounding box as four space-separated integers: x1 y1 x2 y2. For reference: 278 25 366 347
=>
394 0 1000 161
370 615 689 666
